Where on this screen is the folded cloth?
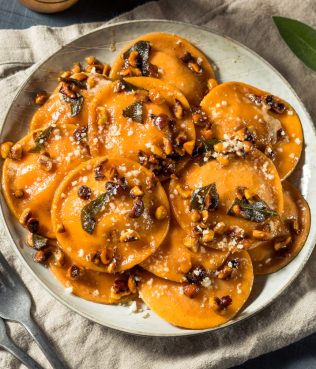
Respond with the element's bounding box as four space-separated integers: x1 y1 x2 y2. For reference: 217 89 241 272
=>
0 1 315 368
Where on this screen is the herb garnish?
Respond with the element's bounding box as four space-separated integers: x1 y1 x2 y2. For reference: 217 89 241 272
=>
122 101 144 123
123 40 151 76
190 183 219 211
60 93 84 117
192 138 220 165
29 126 54 153
81 193 110 234
227 195 278 223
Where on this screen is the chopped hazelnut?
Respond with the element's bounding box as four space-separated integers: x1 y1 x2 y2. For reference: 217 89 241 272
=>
128 50 139 67
100 248 110 265
155 205 168 220
0 141 13 159
184 235 199 252
38 153 53 172
129 197 144 218
210 295 232 312
78 185 92 200
35 91 48 105
33 250 48 263
176 184 191 199
163 138 173 156
71 63 82 74
67 265 84 280
97 106 109 126
85 56 97 65
173 99 184 119
149 144 166 159
190 210 201 223
9 143 23 160
252 230 272 240
86 77 96 88
216 154 229 166
130 185 144 198
127 274 137 293
13 189 24 199
184 284 200 298
213 222 226 235
201 230 215 244
120 229 140 243
19 208 31 226
183 140 195 155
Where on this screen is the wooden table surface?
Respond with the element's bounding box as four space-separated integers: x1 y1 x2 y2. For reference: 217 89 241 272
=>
0 1 315 368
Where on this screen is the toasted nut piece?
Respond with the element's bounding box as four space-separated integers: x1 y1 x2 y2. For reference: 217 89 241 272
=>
60 71 71 78
128 50 139 67
71 62 81 74
9 143 23 160
33 250 48 263
288 218 299 234
78 185 92 200
184 284 200 298
201 230 215 244
213 222 226 235
102 64 111 76
201 129 213 139
201 210 209 222
13 189 24 199
188 62 202 73
173 99 184 119
53 248 65 267
148 89 165 105
130 185 144 198
110 278 131 300
0 141 13 159
190 210 201 223
252 230 272 240
207 78 218 91
67 265 84 280
26 218 39 234
19 208 31 226
35 91 48 105
129 197 144 218
120 229 140 243
242 141 253 153
210 295 232 312
232 204 241 215
183 140 195 155
214 142 224 153
163 138 173 156
97 106 109 126
217 265 237 280
244 189 256 200
274 236 292 251
184 235 199 252
128 275 137 293
38 153 53 172
150 144 166 159
86 77 96 89
107 258 118 273
216 154 229 166
85 56 97 65
56 223 65 233
100 248 110 265
86 64 103 73
120 66 142 77
155 205 168 220
176 184 191 199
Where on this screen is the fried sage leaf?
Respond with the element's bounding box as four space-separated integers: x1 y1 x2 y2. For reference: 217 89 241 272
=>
192 138 221 165
61 93 84 117
29 126 55 153
190 183 219 211
123 40 151 76
59 77 87 89
81 193 110 234
227 196 278 223
32 234 48 250
122 101 144 123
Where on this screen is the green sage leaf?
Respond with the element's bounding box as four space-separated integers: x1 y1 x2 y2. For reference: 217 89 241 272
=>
61 93 84 117
28 126 54 153
227 196 278 223
273 16 316 71
81 192 110 234
190 183 219 211
123 40 151 76
122 101 144 123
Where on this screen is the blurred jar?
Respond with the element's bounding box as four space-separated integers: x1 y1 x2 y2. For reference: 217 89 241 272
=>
19 0 79 13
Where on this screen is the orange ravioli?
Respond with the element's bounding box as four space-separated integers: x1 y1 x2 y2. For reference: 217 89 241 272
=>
141 221 228 282
2 124 89 238
49 257 134 304
139 251 253 329
200 82 303 180
249 181 311 274
88 77 195 178
169 149 283 249
51 157 170 273
110 33 215 105
30 73 111 131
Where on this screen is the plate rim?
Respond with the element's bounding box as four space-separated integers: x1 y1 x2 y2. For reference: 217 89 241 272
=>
0 19 315 337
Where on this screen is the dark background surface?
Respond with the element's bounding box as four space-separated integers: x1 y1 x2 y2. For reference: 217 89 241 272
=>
0 0 315 368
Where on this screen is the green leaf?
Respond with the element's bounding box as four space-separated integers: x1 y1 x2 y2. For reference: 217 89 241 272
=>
122 101 144 123
190 183 219 211
81 192 110 234
61 93 84 117
192 138 220 165
273 16 316 71
227 196 278 223
28 126 54 153
123 40 151 76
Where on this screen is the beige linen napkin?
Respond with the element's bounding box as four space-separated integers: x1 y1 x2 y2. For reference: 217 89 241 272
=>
0 1 315 368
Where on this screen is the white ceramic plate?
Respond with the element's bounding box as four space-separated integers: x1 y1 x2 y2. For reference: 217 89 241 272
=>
1 20 315 337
